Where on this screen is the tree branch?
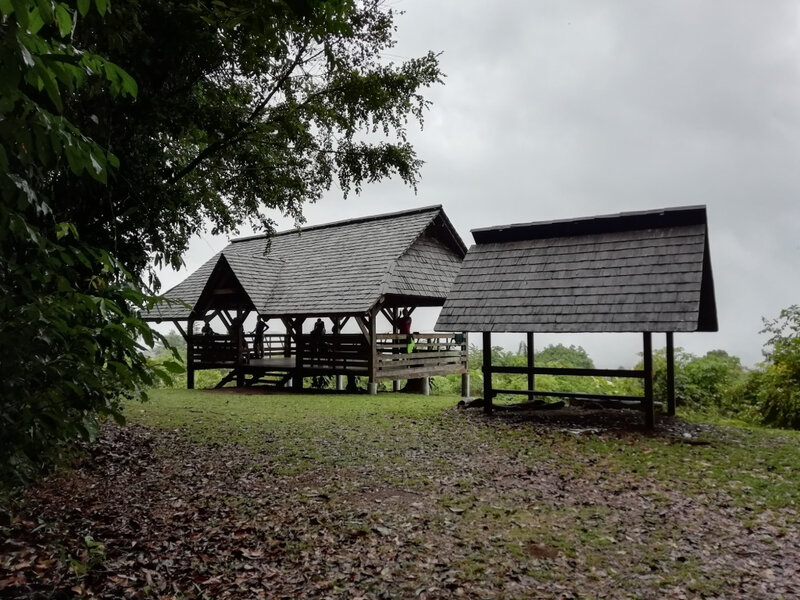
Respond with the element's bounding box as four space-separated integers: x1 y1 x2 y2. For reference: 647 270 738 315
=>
167 35 312 186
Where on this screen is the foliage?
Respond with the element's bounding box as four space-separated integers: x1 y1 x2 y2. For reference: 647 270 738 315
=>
55 0 443 279
536 343 594 369
0 0 176 487
644 348 748 413
1 0 441 487
438 343 637 399
744 306 800 428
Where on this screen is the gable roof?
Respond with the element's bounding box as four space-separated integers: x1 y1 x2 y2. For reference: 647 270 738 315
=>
146 205 466 321
435 205 717 333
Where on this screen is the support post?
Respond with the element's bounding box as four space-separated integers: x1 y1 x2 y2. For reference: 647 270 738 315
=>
367 310 378 393
236 308 244 387
643 332 655 429
391 306 400 393
187 318 195 390
483 332 493 414
666 332 676 416
527 331 535 394
336 375 344 391
293 318 305 390
421 377 430 396
461 373 470 398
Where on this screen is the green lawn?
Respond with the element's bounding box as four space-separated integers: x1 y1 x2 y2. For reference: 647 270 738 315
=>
4 389 799 599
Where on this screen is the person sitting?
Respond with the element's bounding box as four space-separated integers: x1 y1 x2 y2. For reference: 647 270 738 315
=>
201 320 213 336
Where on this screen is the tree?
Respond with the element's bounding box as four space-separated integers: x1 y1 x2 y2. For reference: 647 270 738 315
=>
1 0 443 485
535 344 594 369
0 0 180 485
752 306 800 428
55 0 443 280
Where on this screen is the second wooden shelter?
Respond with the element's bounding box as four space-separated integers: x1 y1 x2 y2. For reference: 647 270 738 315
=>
436 205 718 427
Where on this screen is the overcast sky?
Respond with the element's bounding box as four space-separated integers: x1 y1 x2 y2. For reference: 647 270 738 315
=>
158 0 800 368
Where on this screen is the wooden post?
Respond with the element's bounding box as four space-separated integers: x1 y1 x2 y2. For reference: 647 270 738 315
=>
421 377 430 396
483 332 493 414
294 318 305 390
666 332 676 416
643 332 655 429
527 331 535 394
236 308 244 387
187 318 195 390
461 332 470 398
368 310 378 395
391 307 400 392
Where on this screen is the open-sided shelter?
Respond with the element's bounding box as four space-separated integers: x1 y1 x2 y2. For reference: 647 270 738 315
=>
145 205 470 393
435 205 718 427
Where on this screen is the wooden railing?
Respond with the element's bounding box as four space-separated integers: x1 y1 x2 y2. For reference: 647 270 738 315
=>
297 333 370 374
190 333 287 365
191 331 468 380
375 333 468 379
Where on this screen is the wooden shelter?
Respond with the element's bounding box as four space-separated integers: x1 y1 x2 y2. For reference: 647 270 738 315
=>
435 205 718 427
145 206 470 393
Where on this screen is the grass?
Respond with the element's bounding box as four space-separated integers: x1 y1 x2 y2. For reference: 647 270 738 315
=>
21 388 794 598
129 389 800 512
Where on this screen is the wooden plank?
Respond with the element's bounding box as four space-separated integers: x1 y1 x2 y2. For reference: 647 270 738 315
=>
377 365 468 379
378 350 466 360
492 389 645 402
490 365 645 378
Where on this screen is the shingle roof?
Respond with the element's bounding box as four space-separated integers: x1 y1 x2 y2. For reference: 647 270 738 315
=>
435 205 717 333
146 205 466 320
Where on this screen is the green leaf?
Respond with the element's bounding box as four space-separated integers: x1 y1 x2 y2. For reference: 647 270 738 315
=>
36 0 53 22
95 0 106 16
77 0 90 16
54 3 72 37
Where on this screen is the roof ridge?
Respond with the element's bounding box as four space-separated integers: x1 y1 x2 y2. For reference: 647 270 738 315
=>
231 204 443 244
472 205 708 244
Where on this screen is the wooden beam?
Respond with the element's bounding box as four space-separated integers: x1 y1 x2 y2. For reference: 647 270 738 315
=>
294 318 305 390
643 332 655 429
483 332 493 414
355 315 371 345
368 307 379 390
391 307 400 393
527 332 535 393
172 321 188 341
186 319 195 390
666 332 676 416
491 365 645 378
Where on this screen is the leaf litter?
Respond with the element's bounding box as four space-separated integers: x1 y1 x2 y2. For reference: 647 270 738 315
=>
1 402 799 599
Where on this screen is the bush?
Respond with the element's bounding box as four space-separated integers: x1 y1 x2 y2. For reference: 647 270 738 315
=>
750 306 800 428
